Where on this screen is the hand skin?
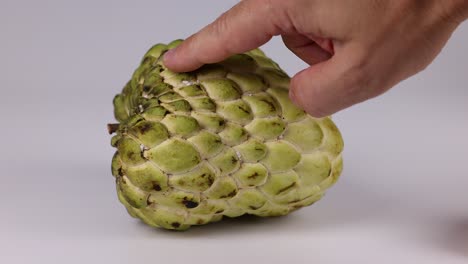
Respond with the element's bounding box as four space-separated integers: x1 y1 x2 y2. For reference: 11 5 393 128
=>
163 0 468 118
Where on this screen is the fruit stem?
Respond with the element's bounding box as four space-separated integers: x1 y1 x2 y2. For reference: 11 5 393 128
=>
107 123 120 134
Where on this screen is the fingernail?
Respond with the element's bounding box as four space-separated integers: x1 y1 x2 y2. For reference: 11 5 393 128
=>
163 48 176 63
289 82 303 110
289 87 298 105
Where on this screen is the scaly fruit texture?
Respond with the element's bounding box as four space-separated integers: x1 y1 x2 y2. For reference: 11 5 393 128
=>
108 40 344 230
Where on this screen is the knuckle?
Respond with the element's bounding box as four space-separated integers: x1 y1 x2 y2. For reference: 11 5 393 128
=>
211 14 230 38
254 0 288 33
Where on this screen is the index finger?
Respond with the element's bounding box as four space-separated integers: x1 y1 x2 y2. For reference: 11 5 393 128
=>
163 0 285 72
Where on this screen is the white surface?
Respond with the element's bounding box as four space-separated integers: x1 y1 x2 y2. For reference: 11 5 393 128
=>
1 1 467 263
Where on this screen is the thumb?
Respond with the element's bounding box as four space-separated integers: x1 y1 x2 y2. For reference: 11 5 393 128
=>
163 0 284 72
289 48 374 118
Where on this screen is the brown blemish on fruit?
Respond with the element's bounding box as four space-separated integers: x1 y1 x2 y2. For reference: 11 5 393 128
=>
199 173 215 187
127 151 135 160
231 156 238 164
143 85 152 93
247 172 259 179
140 150 147 160
137 122 153 134
182 199 199 209
289 194 316 204
277 182 296 195
152 182 162 191
146 195 153 205
141 56 151 65
171 222 181 228
207 175 214 186
259 99 276 112
192 156 200 163
220 190 237 199
272 122 284 128
237 105 250 115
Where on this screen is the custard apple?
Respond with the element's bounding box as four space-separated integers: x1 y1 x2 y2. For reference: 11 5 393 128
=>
108 39 344 230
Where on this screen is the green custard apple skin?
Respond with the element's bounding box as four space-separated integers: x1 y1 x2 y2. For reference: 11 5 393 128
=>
108 39 344 230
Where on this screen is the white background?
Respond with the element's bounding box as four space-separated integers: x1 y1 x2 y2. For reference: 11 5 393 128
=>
1 1 467 263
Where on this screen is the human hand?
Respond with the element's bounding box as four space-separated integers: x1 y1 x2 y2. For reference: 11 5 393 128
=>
163 0 468 117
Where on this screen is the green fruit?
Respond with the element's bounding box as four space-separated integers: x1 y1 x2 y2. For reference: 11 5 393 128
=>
108 39 344 230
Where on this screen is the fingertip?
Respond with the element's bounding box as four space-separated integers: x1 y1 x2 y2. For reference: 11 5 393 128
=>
162 47 196 73
288 70 305 109
289 67 335 118
162 48 176 67
164 0 279 73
